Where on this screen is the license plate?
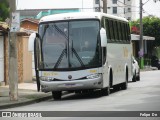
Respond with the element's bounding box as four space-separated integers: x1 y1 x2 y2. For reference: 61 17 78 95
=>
65 83 76 87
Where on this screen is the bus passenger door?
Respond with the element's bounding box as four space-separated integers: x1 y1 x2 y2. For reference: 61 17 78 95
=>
100 28 108 88
102 47 108 88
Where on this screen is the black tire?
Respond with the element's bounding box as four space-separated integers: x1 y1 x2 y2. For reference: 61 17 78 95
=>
136 75 140 81
52 91 62 100
132 71 136 82
121 70 128 90
113 85 120 91
121 81 128 90
101 86 110 96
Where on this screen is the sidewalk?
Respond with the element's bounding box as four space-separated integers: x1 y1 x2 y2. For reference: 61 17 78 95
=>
0 82 52 110
141 66 158 71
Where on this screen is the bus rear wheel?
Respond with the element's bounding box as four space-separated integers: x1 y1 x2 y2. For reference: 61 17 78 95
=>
132 71 136 82
121 81 128 90
52 91 62 100
121 70 128 90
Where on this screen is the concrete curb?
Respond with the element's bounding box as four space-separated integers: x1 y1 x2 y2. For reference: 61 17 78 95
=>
0 95 52 110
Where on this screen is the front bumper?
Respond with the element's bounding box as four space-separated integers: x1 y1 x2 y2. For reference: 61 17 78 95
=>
40 76 103 92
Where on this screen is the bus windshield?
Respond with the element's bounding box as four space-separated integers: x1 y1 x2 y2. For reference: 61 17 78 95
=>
39 20 101 70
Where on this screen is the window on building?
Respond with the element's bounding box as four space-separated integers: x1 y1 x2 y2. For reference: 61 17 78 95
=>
95 0 99 4
113 7 117 14
95 7 99 12
127 17 131 20
113 0 117 4
128 8 131 12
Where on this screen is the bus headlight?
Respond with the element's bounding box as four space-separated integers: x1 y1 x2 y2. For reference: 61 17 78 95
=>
86 74 101 79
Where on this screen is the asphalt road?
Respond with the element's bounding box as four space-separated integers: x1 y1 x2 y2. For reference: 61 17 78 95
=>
1 70 160 120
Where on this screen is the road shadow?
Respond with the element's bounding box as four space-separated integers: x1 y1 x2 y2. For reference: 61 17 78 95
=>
50 87 127 101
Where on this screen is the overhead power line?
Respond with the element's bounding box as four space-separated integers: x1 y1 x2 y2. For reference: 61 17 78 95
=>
117 0 138 8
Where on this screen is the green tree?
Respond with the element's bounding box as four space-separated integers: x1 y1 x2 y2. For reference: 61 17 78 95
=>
0 0 9 21
130 16 160 47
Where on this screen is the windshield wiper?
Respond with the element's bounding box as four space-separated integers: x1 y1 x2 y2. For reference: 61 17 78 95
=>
54 49 67 69
53 24 68 40
71 48 85 68
71 40 85 67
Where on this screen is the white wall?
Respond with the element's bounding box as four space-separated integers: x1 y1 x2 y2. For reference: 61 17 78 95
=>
0 36 4 82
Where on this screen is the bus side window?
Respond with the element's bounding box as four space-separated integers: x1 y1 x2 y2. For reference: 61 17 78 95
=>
117 21 122 42
105 18 111 41
109 20 115 41
113 21 119 42
124 23 128 42
121 22 125 42
127 24 131 41
101 17 105 28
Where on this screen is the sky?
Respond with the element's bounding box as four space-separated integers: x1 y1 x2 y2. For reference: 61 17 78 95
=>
16 0 93 10
16 0 160 19
142 0 160 18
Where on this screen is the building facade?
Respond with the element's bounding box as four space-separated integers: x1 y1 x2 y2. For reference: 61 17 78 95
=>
93 0 137 21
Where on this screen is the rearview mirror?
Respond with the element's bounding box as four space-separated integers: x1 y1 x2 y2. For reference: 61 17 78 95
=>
28 33 36 52
100 28 107 47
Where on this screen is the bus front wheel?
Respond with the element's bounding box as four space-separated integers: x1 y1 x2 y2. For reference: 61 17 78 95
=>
101 86 110 96
52 91 62 100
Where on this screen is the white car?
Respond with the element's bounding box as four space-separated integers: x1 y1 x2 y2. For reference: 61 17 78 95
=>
132 57 140 82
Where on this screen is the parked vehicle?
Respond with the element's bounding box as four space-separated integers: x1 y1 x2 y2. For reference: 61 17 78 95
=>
132 57 140 82
28 12 132 100
151 56 160 70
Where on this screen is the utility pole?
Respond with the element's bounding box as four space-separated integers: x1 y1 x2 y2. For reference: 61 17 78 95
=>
8 0 18 101
98 0 101 12
139 0 160 69
103 0 107 13
139 0 144 69
82 0 83 12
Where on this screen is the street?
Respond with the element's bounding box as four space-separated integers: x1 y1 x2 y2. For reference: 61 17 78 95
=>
1 70 160 119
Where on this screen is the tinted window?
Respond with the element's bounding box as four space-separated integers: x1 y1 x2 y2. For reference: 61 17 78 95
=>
102 17 130 43
113 21 118 41
121 22 125 41
105 19 111 40
117 21 122 41
109 20 115 40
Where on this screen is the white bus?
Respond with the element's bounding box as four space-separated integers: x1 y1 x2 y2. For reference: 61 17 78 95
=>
28 12 132 100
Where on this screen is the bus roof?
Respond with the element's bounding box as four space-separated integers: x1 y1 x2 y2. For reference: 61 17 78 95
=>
40 12 128 23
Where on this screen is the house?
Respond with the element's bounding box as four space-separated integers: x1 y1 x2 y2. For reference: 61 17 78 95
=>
0 22 8 85
21 18 39 32
0 22 32 85
131 34 155 66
